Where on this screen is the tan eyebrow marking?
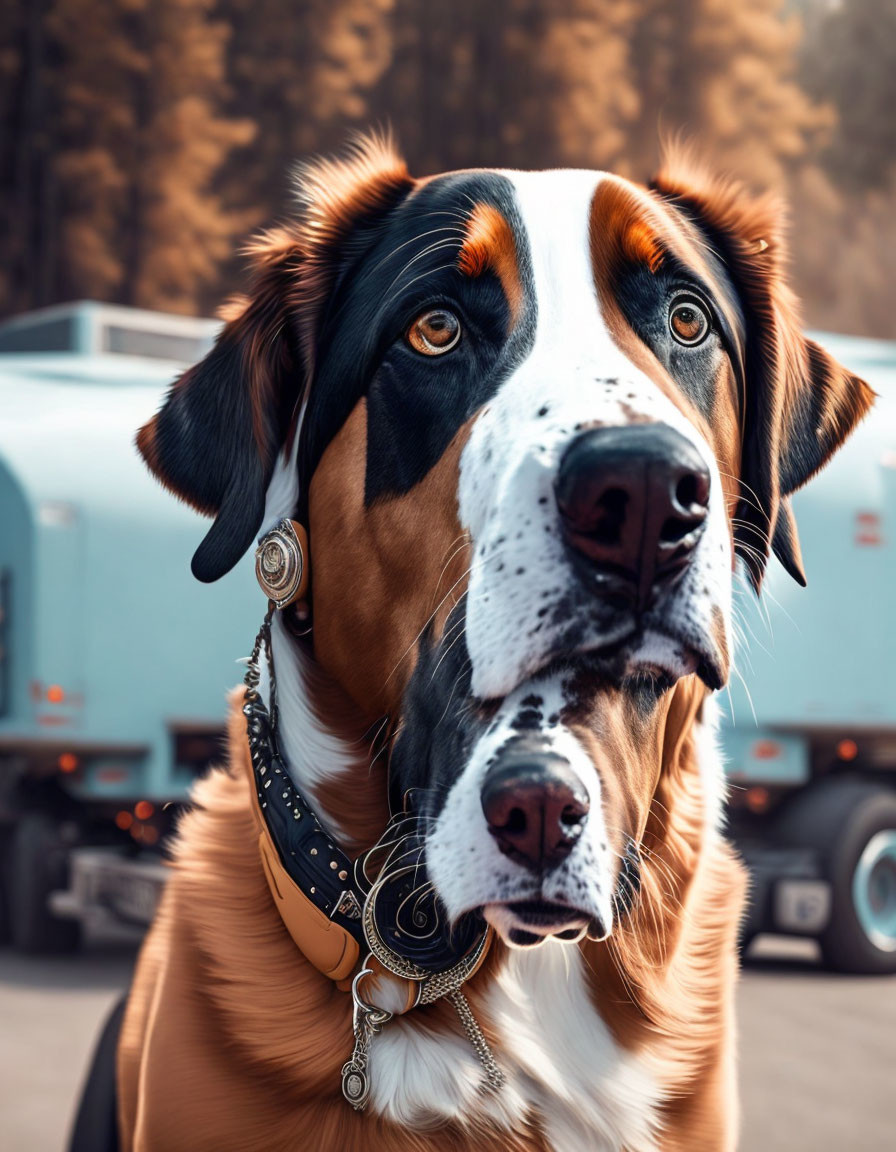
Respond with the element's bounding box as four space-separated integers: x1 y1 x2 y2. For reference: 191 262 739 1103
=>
457 202 524 327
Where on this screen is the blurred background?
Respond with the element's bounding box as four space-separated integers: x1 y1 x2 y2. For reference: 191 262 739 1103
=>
1 0 895 337
0 1 895 1150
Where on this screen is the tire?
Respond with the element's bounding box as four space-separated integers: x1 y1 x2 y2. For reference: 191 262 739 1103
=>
0 828 12 944
773 778 896 975
8 812 81 954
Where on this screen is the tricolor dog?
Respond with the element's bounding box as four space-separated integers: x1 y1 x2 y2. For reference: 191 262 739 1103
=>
114 138 872 1152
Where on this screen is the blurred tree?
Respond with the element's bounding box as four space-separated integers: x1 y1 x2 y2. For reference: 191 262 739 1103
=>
221 0 395 229
373 0 639 174
801 0 896 192
0 0 893 335
628 0 830 186
0 0 252 316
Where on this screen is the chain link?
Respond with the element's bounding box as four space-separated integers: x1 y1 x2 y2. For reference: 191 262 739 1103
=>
448 989 507 1095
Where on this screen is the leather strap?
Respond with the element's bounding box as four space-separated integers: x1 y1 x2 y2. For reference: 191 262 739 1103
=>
242 627 492 1013
255 817 360 982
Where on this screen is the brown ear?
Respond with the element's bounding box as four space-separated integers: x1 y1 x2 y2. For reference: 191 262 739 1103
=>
136 135 412 583
651 159 874 590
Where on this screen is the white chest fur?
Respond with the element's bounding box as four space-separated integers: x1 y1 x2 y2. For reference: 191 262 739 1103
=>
367 942 661 1152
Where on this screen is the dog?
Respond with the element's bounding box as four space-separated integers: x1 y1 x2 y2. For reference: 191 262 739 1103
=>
112 136 872 1152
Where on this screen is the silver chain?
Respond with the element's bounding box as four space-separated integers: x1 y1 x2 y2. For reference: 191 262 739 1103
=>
341 967 393 1111
342 957 506 1109
448 989 507 1095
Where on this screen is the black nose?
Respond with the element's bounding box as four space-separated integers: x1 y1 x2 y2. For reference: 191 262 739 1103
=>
554 423 710 611
481 744 590 873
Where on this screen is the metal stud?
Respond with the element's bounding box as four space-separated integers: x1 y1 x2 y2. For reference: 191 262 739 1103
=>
310 848 318 856
338 869 348 881
330 861 338 871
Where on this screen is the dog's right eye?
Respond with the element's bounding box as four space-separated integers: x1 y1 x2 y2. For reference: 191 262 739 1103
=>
407 309 462 356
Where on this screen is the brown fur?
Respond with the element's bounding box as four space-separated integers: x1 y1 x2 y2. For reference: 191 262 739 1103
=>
650 153 875 587
457 202 525 326
309 399 474 717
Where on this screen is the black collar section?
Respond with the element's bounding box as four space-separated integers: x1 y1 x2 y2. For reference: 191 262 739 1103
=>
244 615 366 943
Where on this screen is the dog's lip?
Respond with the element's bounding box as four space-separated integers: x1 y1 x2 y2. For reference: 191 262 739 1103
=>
484 898 591 942
476 629 713 706
505 898 588 930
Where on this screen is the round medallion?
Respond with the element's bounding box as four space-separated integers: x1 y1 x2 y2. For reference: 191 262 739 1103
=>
341 1063 369 1109
254 519 308 608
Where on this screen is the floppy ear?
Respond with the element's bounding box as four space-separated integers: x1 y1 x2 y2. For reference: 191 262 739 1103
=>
651 160 875 590
136 230 304 582
137 134 413 583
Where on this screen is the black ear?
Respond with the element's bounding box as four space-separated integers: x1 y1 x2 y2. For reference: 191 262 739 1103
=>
771 499 806 587
136 229 303 582
137 134 414 583
651 159 874 591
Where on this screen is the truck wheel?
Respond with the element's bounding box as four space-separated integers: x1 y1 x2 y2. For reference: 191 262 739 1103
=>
8 813 81 954
774 779 896 975
0 831 11 944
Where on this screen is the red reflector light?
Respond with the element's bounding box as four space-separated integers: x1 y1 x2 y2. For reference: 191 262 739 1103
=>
134 800 154 821
57 752 79 773
115 811 133 831
752 740 781 760
46 684 65 704
745 786 770 813
837 739 858 761
96 767 128 784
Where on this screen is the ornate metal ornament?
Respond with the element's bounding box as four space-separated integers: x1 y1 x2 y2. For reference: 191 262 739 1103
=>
254 519 308 608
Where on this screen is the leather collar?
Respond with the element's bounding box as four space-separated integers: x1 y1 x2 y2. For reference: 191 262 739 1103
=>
242 614 493 1004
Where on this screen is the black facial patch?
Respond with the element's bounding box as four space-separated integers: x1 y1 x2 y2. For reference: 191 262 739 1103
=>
299 172 536 507
613 250 745 423
387 596 493 824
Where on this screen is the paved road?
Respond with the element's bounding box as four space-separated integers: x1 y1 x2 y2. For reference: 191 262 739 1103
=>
1 934 894 1151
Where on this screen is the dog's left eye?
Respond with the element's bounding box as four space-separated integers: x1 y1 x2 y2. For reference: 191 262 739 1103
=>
407 309 462 356
669 296 711 347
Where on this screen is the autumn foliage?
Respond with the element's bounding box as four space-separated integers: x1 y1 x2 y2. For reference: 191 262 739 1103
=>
0 0 893 336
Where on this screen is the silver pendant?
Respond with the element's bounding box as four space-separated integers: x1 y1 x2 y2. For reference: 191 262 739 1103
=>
254 519 308 609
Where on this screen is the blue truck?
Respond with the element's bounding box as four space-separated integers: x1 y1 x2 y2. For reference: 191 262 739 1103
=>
0 302 893 972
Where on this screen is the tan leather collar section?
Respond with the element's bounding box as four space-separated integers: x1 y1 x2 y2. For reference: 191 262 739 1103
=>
243 694 494 1012
256 819 360 983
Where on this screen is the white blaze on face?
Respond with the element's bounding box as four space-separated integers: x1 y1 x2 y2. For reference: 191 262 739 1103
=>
458 169 732 701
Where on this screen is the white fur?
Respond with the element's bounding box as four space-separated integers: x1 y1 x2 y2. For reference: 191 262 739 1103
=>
426 670 616 937
256 611 353 841
693 692 729 835
368 942 661 1152
459 169 732 701
260 431 302 536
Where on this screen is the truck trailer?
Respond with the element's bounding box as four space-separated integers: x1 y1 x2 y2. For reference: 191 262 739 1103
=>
0 303 894 973
0 302 258 950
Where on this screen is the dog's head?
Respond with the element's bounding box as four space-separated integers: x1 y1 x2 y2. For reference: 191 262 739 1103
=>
138 137 872 948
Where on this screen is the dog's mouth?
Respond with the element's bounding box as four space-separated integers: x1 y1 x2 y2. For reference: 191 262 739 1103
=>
484 898 600 948
509 619 724 701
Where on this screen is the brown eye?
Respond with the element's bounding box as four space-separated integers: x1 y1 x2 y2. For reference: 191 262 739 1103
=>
407 309 461 356
669 297 710 346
